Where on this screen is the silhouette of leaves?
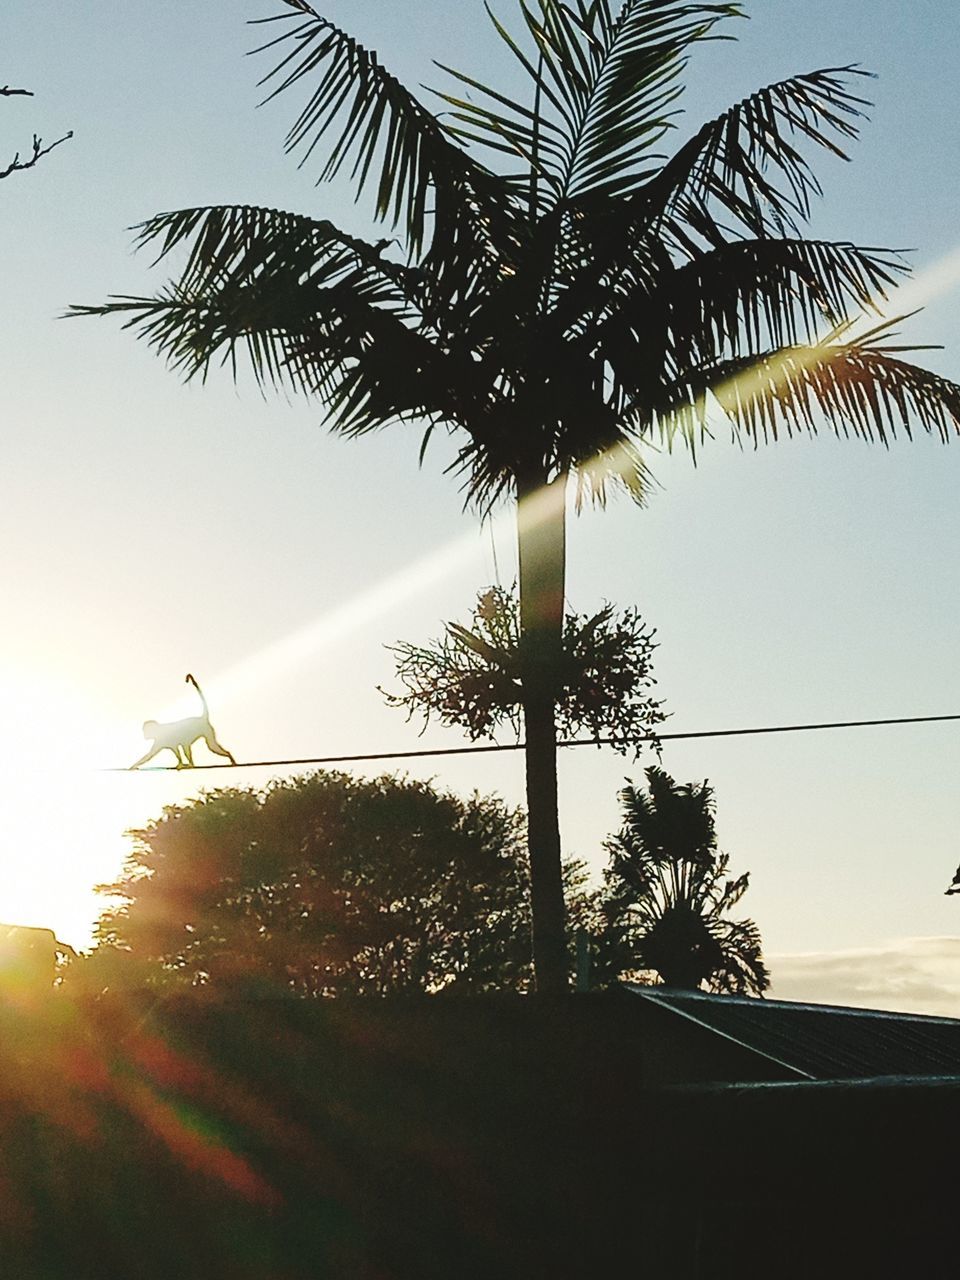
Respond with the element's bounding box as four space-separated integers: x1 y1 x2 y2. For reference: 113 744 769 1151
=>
88 771 596 996
600 766 769 994
384 584 664 752
73 4 960 502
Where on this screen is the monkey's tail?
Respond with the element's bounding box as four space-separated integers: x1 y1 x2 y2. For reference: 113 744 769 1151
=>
185 673 209 718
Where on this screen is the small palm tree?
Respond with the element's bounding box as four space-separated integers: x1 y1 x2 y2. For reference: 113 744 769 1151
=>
74 1 960 992
602 767 768 994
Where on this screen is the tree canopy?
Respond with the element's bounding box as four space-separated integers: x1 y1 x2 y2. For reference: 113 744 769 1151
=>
599 765 769 994
385 584 664 751
73 3 960 469
87 770 589 997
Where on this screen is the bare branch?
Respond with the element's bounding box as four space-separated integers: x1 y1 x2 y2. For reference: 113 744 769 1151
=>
2 83 71 181
0 129 72 181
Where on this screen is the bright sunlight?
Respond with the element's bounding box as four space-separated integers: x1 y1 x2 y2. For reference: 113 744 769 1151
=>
0 668 130 946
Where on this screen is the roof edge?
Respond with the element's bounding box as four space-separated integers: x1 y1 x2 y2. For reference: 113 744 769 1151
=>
625 984 813 1081
624 984 960 1027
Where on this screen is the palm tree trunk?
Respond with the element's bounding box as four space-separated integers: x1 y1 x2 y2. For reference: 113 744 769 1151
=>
517 472 568 994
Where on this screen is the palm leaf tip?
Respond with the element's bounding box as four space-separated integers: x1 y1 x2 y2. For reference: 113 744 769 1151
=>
249 2 511 262
707 338 960 448
651 64 876 240
441 0 747 205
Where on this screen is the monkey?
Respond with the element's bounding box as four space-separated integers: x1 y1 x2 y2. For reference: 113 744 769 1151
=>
130 673 237 769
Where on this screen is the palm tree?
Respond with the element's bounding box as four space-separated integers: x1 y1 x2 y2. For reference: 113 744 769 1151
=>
602 766 768 994
74 1 960 993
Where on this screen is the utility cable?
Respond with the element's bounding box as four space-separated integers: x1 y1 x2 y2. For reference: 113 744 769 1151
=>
103 710 960 772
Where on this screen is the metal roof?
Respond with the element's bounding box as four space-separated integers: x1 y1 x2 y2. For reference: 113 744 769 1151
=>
625 985 960 1080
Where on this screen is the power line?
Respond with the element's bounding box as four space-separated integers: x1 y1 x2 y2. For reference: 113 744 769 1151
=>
104 710 960 772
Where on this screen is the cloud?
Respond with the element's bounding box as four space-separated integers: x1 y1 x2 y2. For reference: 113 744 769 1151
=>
768 937 960 1018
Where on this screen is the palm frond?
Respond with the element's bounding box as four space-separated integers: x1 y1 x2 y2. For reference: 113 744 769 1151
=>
582 237 906 428
542 0 741 203
636 65 872 237
716 869 750 913
133 204 425 306
701 334 960 447
620 314 960 453
252 0 516 260
69 202 504 432
569 430 656 508
78 6 958 557
649 238 906 371
545 63 874 322
707 916 768 994
434 4 572 203
69 261 448 434
68 287 304 390
289 306 454 433
438 0 741 207
435 64 569 196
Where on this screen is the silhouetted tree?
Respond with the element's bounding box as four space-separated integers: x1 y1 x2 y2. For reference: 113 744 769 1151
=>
75 2 960 991
600 766 768 994
86 770 592 996
1 84 70 181
385 584 664 752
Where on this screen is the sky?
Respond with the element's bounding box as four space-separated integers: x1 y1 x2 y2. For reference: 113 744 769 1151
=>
3 0 960 1013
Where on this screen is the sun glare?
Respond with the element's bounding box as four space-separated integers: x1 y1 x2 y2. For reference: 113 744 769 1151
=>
867 242 960 325
0 669 131 949
210 523 504 710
